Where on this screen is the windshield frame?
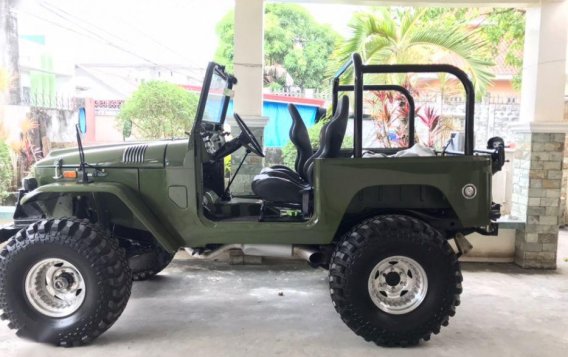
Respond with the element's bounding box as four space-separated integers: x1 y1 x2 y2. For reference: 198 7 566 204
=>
194 62 236 127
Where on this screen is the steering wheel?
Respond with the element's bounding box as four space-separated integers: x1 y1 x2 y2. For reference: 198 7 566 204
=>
234 113 264 157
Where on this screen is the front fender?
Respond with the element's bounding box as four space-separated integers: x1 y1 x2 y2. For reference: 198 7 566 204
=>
21 182 180 252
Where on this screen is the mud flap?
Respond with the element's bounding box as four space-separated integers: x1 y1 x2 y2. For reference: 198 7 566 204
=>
454 233 473 257
0 224 19 243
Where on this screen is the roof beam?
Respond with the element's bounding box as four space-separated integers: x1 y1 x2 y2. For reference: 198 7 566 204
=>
271 0 541 8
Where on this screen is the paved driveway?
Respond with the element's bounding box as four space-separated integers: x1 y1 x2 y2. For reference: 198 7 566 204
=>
1 231 567 357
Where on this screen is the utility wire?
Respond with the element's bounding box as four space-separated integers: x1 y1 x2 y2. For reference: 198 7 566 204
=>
37 3 164 67
35 1 202 81
17 8 200 83
67 1 202 68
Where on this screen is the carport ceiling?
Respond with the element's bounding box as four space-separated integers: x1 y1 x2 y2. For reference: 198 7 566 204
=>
273 0 541 7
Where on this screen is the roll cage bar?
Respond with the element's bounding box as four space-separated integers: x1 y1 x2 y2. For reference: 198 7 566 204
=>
335 84 416 148
332 53 476 157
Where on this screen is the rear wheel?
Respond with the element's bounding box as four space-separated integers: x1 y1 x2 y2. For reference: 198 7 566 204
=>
329 215 462 347
0 219 132 346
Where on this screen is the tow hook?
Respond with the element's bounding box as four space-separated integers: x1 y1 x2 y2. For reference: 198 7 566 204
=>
490 202 501 220
475 222 499 236
454 233 473 257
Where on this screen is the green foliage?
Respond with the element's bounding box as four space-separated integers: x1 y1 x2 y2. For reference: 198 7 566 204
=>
117 81 198 140
224 155 231 178
0 140 13 202
214 11 235 73
332 8 495 94
214 4 340 90
268 81 283 92
481 9 525 88
421 8 525 88
122 119 132 140
281 116 353 168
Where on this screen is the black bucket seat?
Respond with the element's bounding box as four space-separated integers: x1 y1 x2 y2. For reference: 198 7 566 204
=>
260 103 313 181
251 96 349 205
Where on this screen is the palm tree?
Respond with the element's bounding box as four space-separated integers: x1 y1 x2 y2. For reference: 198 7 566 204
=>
332 8 494 94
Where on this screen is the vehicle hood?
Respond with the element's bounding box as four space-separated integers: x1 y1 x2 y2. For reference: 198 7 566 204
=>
36 141 174 168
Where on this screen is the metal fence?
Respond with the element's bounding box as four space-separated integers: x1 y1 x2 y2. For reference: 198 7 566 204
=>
416 93 519 105
267 88 520 106
94 99 124 115
21 88 76 111
268 88 329 100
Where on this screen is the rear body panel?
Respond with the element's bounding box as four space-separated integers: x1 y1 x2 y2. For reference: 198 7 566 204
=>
182 156 492 246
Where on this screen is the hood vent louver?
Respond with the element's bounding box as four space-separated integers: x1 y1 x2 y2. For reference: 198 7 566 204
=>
122 144 149 164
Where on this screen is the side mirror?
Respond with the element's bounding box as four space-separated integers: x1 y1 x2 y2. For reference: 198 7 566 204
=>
78 107 87 133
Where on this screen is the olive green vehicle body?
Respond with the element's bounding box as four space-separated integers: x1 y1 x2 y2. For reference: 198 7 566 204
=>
21 139 493 252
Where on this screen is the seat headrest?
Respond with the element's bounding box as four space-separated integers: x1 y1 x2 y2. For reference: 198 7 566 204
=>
288 103 312 177
323 95 349 158
304 95 350 184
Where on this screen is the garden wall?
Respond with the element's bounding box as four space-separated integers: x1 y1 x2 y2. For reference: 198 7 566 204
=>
414 96 520 149
0 103 81 204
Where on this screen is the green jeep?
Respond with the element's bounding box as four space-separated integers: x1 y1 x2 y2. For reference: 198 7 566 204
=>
0 53 504 347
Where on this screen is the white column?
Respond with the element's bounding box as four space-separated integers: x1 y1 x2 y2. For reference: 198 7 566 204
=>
519 0 567 124
229 0 267 194
233 0 264 118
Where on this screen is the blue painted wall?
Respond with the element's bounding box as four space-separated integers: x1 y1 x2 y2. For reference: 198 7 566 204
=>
227 100 319 148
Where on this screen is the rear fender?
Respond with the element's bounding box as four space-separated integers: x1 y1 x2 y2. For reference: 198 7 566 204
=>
20 182 180 252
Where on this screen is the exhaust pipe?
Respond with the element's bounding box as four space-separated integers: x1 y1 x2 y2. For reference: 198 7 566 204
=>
293 245 324 266
185 244 324 266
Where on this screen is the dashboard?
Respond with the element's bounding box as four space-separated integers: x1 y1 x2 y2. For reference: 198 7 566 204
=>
200 123 228 158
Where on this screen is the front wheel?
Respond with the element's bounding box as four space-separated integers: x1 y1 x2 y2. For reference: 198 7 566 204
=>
0 219 132 347
329 215 462 347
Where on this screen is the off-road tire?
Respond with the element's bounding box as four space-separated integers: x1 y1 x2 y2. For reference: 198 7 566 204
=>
329 215 462 347
126 241 175 281
0 218 132 347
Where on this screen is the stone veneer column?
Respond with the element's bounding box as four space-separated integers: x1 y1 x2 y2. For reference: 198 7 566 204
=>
509 0 568 269
560 102 568 225
228 116 268 195
511 130 565 269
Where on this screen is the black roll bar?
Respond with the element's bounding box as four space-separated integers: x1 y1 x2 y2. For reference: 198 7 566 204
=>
334 84 416 148
333 53 476 157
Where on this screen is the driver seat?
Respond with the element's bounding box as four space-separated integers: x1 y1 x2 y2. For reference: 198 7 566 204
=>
260 103 313 181
251 95 349 205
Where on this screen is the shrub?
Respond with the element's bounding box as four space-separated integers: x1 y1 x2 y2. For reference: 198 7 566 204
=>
117 81 199 140
0 140 13 203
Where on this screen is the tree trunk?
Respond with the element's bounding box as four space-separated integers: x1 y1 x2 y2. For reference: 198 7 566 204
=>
0 0 21 105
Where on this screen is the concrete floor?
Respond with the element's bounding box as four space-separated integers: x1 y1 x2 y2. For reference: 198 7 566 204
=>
1 233 568 357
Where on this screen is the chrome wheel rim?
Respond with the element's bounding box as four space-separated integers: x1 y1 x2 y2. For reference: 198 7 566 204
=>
24 258 86 318
368 255 428 315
